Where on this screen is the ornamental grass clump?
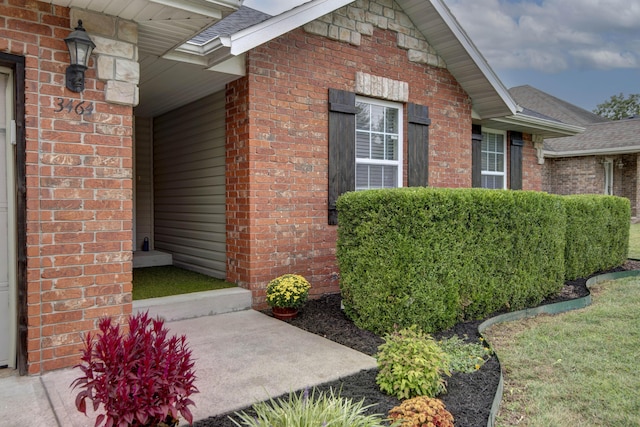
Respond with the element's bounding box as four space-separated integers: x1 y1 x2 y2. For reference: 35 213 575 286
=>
71 312 198 427
388 396 454 427
230 387 387 427
265 274 311 309
375 325 450 400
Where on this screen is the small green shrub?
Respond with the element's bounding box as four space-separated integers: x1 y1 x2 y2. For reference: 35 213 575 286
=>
437 335 492 374
375 326 450 400
388 396 454 427
230 387 387 427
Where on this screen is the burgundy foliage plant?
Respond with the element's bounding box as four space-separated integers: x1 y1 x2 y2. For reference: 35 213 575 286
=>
72 312 199 427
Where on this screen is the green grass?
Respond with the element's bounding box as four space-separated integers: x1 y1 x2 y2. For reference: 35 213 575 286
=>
484 277 640 426
629 223 640 259
132 266 236 300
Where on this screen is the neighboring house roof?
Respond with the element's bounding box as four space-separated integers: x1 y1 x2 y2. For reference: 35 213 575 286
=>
545 117 640 157
509 85 609 127
508 85 640 157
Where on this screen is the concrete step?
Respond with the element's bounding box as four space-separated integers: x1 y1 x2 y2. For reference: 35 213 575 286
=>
133 287 252 322
133 250 173 268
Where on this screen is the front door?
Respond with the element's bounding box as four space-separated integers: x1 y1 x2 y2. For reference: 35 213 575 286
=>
0 67 16 368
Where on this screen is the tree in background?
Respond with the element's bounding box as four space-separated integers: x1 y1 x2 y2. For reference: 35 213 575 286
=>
593 93 640 120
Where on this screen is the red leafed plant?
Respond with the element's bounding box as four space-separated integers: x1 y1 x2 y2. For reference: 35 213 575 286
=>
71 312 198 427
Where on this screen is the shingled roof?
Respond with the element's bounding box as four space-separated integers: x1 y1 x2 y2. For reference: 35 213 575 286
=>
544 117 640 156
509 85 609 126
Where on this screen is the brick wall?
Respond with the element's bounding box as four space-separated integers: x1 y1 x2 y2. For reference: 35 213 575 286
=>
1 1 137 373
226 2 473 307
543 154 638 216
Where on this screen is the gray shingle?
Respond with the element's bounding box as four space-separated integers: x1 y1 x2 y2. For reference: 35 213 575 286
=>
189 6 272 45
545 117 640 153
509 85 609 127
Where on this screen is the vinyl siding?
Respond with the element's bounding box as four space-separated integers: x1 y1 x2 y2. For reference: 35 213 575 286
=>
153 91 226 278
134 116 153 250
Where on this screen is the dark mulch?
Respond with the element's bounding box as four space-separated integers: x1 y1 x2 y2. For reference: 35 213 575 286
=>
195 263 636 427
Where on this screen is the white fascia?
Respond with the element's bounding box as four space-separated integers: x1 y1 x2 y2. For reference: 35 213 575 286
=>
167 36 232 67
227 0 353 55
545 147 640 158
491 114 585 137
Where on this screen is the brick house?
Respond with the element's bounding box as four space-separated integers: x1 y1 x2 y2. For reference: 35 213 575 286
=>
1 0 581 374
510 85 640 217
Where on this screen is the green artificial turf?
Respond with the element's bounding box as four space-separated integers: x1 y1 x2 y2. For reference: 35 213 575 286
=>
132 265 236 300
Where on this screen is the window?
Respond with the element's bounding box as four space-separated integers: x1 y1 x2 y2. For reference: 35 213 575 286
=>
481 130 506 189
604 158 613 195
355 97 402 190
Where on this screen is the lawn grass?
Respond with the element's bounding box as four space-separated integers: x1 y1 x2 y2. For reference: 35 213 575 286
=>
132 265 236 300
484 277 640 427
628 223 640 259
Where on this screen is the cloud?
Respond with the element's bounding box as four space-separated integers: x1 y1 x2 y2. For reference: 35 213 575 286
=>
443 0 640 72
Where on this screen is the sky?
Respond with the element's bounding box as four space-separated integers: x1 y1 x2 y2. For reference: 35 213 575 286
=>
244 0 639 112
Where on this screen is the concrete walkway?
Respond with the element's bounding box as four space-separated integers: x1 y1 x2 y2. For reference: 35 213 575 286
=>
0 310 376 427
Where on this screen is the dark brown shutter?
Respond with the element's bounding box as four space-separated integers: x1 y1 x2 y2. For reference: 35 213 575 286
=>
509 131 524 190
328 88 356 225
407 103 431 187
471 124 482 188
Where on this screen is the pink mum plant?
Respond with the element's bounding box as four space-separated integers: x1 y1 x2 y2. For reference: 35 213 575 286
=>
72 312 198 427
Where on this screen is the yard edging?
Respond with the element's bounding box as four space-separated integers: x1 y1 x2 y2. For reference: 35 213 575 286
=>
478 268 640 427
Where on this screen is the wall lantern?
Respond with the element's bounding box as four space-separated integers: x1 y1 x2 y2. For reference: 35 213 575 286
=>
64 20 96 93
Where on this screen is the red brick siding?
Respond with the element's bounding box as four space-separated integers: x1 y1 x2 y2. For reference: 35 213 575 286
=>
226 27 473 307
2 1 132 374
543 154 638 216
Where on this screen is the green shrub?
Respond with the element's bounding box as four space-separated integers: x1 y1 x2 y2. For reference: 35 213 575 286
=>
230 388 386 427
437 335 492 374
388 396 454 427
337 188 566 334
375 326 450 399
562 195 630 280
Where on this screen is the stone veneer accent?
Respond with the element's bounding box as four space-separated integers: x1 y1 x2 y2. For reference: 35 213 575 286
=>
304 0 445 68
70 9 139 106
355 72 408 102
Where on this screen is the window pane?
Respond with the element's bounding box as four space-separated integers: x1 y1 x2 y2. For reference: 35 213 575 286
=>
386 108 398 133
356 102 369 130
370 105 385 133
386 135 398 160
482 175 503 189
356 132 370 158
369 165 383 188
371 134 385 160
356 164 368 190
383 165 398 187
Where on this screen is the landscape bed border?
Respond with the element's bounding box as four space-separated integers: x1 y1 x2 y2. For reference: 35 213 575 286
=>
479 269 640 427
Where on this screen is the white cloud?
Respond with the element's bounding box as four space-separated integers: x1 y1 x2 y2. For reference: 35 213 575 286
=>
443 0 640 72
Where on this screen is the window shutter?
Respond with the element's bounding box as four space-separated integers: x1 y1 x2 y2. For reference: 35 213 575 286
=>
471 124 482 188
407 103 431 187
509 131 523 190
328 88 357 225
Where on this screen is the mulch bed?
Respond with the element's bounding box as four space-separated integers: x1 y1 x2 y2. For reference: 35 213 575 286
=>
195 262 637 427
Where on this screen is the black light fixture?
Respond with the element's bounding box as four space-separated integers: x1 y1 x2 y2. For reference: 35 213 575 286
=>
64 20 96 92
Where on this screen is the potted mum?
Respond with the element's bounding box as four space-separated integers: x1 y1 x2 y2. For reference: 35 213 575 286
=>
266 274 311 320
71 312 198 427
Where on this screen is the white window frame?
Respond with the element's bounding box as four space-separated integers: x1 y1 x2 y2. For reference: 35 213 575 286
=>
603 157 613 195
481 128 507 189
354 96 403 190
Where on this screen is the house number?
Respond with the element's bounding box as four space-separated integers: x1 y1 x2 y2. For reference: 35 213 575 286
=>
54 98 94 116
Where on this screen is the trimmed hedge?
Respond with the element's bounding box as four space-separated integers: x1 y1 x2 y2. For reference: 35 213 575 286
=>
563 195 630 280
336 188 566 335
